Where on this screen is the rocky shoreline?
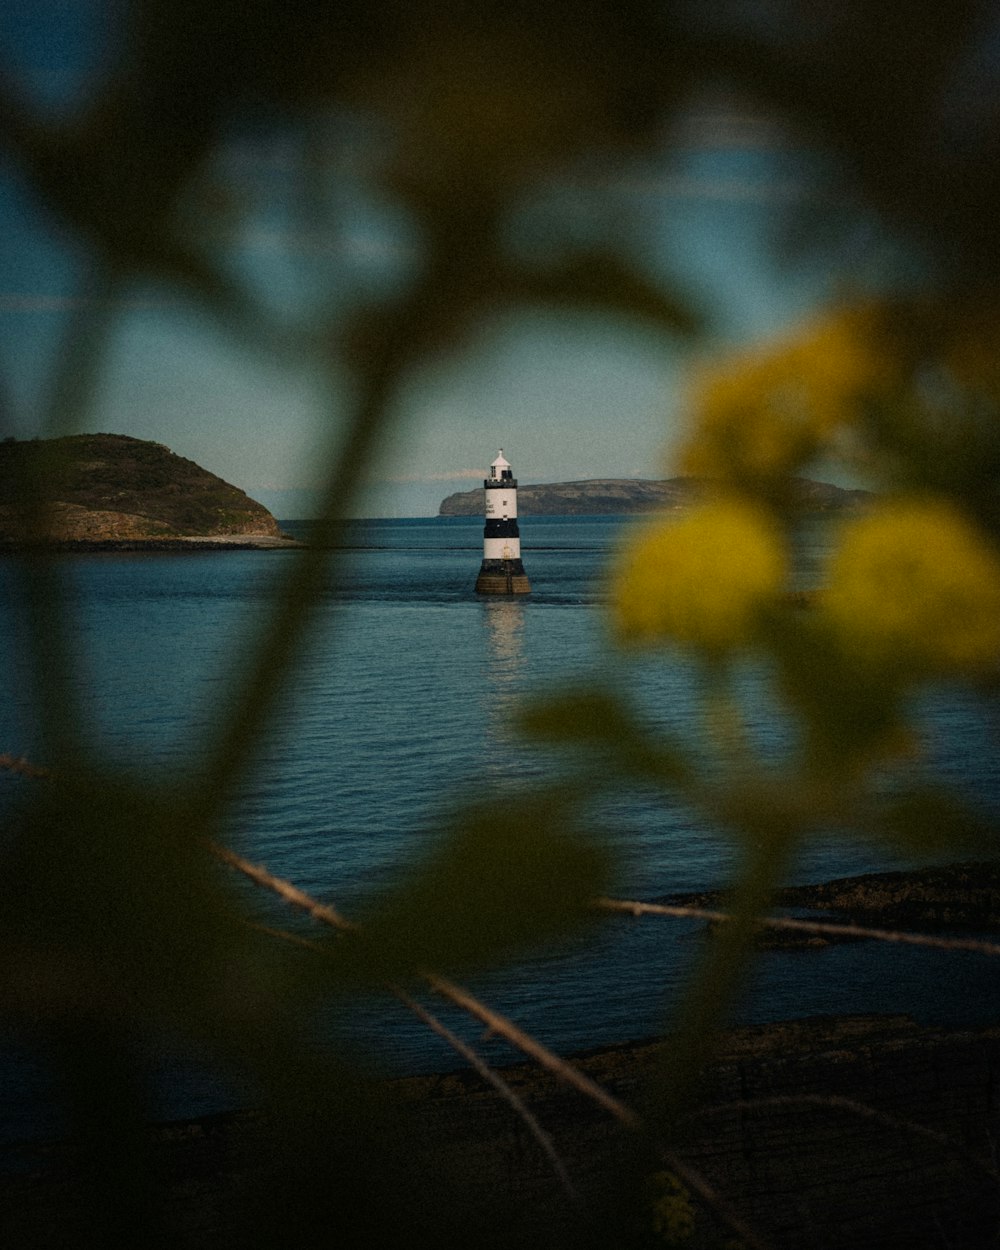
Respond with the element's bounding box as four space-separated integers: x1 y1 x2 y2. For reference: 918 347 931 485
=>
657 860 1000 948
0 534 303 553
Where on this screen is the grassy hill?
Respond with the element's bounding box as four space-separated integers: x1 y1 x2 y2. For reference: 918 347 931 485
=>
0 434 284 543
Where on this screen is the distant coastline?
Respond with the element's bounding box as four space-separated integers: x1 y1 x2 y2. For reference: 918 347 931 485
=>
439 476 873 517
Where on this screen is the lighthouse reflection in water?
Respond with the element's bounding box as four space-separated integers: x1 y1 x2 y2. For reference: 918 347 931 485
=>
481 597 527 776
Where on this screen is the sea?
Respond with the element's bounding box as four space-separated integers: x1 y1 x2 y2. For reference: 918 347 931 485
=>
1 513 999 1141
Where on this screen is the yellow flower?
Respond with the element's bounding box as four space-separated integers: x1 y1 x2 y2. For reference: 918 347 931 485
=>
611 498 787 652
680 304 889 483
824 498 1000 672
647 1170 696 1245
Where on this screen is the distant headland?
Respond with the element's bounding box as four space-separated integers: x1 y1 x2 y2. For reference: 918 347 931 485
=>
439 476 873 516
0 434 297 550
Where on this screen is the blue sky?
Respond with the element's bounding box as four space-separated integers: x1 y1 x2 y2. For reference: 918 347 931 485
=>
0 5 874 517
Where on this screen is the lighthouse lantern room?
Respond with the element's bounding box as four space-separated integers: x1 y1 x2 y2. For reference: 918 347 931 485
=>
475 449 531 594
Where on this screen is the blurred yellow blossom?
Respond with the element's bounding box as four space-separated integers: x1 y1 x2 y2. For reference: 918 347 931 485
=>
612 498 787 652
647 1169 696 1244
824 498 1000 672
681 304 890 483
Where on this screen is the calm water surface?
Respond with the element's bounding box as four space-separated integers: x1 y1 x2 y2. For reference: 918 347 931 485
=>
1 514 998 1136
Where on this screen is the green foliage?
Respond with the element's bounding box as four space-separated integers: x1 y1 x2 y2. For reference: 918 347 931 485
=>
2 2 1000 1246
359 788 611 979
517 688 695 789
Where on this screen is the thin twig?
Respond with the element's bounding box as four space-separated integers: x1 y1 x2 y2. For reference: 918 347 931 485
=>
249 921 583 1206
223 852 779 1245
395 987 584 1207
422 972 640 1129
659 1147 774 1250
596 896 1000 958
211 844 355 933
9 759 999 963
216 844 638 1127
0 753 51 779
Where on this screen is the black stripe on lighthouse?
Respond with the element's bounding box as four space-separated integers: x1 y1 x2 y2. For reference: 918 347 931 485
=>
484 518 520 538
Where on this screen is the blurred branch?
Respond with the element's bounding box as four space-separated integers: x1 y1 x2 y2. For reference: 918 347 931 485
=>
10 264 122 769
684 2 1000 281
214 841 639 1126
597 896 1000 958
252 919 584 1208
395 986 584 1209
423 972 639 1128
212 844 356 932
659 1148 774 1250
0 754 52 780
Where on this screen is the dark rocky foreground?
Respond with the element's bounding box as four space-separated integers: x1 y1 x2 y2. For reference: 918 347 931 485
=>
5 861 1000 1248
4 1015 1000 1249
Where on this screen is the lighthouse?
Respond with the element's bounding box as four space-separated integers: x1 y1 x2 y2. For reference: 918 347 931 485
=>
475 449 531 595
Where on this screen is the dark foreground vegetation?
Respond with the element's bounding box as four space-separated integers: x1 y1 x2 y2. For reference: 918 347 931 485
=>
4 862 1000 1249
4 1012 999 1250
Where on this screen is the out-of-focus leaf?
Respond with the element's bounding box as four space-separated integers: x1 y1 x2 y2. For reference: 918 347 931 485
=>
697 2 996 280
762 609 911 777
870 786 999 856
353 789 611 979
513 251 702 337
365 3 679 193
518 687 695 789
0 772 307 1034
349 238 696 392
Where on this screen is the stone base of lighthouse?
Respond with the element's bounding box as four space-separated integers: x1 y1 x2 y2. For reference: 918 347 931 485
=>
475 558 531 595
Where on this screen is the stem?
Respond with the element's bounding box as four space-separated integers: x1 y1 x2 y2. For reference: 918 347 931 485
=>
194 309 420 817
14 265 120 767
647 827 796 1124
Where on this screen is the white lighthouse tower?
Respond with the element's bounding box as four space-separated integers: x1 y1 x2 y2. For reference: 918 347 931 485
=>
475 449 531 594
